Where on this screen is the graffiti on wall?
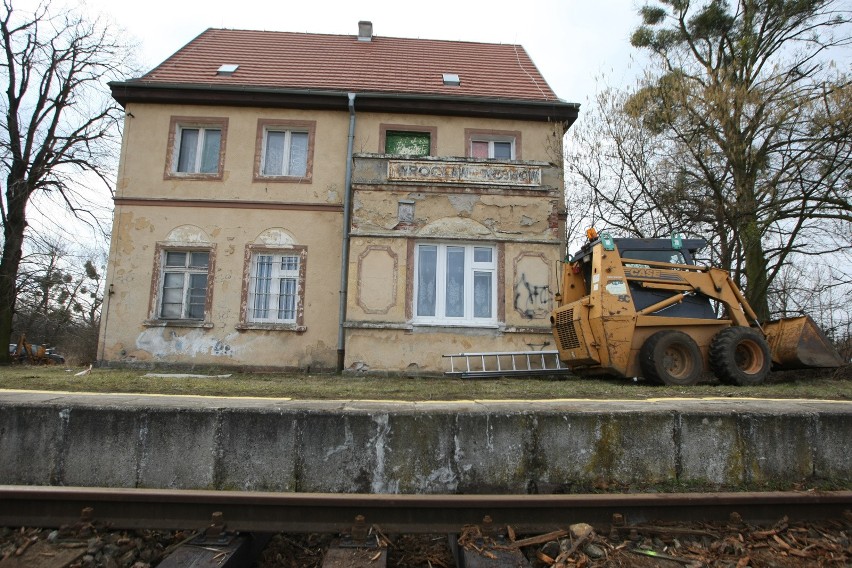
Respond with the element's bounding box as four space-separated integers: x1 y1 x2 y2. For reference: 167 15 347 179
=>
513 253 553 319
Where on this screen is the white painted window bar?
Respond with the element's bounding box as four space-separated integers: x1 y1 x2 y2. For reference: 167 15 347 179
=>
443 350 570 378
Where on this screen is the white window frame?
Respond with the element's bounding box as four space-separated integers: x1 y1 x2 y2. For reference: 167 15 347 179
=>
247 251 303 324
174 126 222 174
471 138 515 159
413 242 497 326
158 249 211 320
260 128 309 177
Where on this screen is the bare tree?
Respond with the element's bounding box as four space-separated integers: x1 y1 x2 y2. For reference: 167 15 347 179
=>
13 232 105 361
625 0 852 320
566 85 686 242
0 1 134 363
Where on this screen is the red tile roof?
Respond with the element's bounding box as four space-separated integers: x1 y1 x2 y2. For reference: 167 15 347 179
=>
139 28 562 103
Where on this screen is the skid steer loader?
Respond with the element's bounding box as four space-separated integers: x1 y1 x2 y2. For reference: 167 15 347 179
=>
550 231 844 385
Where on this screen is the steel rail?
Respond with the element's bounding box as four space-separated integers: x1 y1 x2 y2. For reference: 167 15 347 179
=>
1 486 849 534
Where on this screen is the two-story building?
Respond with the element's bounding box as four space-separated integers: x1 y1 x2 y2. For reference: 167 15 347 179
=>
98 23 579 374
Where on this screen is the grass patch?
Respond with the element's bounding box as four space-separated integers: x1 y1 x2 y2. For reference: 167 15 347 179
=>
0 365 850 401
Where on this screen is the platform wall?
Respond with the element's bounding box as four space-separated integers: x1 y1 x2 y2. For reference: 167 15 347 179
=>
0 393 849 492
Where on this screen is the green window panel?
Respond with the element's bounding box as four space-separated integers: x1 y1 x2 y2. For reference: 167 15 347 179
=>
385 131 430 156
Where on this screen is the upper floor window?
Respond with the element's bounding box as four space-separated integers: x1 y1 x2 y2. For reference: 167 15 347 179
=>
158 249 211 320
166 117 228 179
254 120 316 182
263 131 308 176
177 128 221 173
386 131 430 156
414 243 497 326
471 140 513 159
465 129 521 160
380 124 437 156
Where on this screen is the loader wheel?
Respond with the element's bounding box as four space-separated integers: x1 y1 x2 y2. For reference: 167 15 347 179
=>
709 327 771 386
639 331 703 386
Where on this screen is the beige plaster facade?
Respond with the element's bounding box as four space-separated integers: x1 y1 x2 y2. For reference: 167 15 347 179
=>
99 32 578 374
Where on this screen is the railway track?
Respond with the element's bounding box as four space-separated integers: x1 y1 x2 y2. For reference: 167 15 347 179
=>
1 485 849 532
1 486 850 567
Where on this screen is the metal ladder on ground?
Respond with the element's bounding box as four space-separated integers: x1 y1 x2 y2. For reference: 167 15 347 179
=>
443 350 571 378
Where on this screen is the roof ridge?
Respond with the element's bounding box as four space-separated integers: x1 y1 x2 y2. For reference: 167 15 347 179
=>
202 26 524 48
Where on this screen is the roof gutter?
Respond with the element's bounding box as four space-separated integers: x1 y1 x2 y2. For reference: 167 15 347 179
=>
337 92 356 373
108 82 580 129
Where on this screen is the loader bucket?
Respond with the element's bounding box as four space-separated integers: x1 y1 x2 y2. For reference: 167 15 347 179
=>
764 315 845 370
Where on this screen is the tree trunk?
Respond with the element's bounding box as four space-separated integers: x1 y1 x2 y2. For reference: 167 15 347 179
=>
741 219 770 322
0 181 29 365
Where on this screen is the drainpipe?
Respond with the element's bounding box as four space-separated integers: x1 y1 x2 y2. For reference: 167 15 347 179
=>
337 93 356 373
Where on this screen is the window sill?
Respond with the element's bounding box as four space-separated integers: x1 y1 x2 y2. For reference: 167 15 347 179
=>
143 320 214 329
344 321 413 330
503 325 553 334
253 175 312 184
164 172 223 181
411 321 501 330
236 323 307 333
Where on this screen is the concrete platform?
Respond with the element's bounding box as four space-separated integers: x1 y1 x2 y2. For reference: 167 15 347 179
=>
0 390 849 493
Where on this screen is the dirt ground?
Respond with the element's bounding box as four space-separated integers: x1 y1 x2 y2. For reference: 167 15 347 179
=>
2 514 849 567
255 514 851 567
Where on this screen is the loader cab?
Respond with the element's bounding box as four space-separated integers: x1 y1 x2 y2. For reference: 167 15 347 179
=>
615 237 706 266
569 236 706 267
569 235 716 319
568 235 706 294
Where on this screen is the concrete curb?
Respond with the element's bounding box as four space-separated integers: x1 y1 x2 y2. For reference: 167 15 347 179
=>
1 392 849 493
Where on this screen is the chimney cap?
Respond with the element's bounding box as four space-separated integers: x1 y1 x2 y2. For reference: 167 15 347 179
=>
358 21 373 42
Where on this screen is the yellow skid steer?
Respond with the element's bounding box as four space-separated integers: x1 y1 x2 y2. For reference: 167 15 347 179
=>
550 231 844 385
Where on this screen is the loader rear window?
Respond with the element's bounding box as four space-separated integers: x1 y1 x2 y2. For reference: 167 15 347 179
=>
622 250 687 267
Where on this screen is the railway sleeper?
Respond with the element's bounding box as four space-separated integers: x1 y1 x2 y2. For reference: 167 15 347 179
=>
321 514 388 568
451 516 532 568
157 512 271 568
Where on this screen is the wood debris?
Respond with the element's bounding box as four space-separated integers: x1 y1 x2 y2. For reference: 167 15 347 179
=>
508 515 851 567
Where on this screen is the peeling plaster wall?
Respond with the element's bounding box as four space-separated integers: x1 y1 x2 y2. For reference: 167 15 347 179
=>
101 102 354 370
344 328 557 375
101 102 566 373
351 190 560 241
100 206 340 370
352 113 563 163
344 153 563 373
115 103 349 205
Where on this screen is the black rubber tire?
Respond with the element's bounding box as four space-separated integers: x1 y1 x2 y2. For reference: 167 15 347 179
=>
639 330 703 386
709 327 771 386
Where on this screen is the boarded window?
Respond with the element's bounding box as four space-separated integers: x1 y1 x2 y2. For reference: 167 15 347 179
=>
385 131 430 156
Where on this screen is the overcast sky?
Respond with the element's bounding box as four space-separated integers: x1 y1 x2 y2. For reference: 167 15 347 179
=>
74 0 647 107
17 0 649 244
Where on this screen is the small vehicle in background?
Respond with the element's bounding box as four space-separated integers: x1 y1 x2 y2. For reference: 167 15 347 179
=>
9 335 65 364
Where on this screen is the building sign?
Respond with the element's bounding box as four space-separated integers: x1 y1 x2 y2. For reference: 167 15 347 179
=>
388 160 541 187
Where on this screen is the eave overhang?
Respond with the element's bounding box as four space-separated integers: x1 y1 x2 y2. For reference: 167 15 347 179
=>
109 81 580 130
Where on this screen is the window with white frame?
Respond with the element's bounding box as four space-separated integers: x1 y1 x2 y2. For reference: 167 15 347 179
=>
414 243 496 325
248 252 303 323
159 250 210 320
261 129 309 177
471 139 514 159
174 127 222 174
